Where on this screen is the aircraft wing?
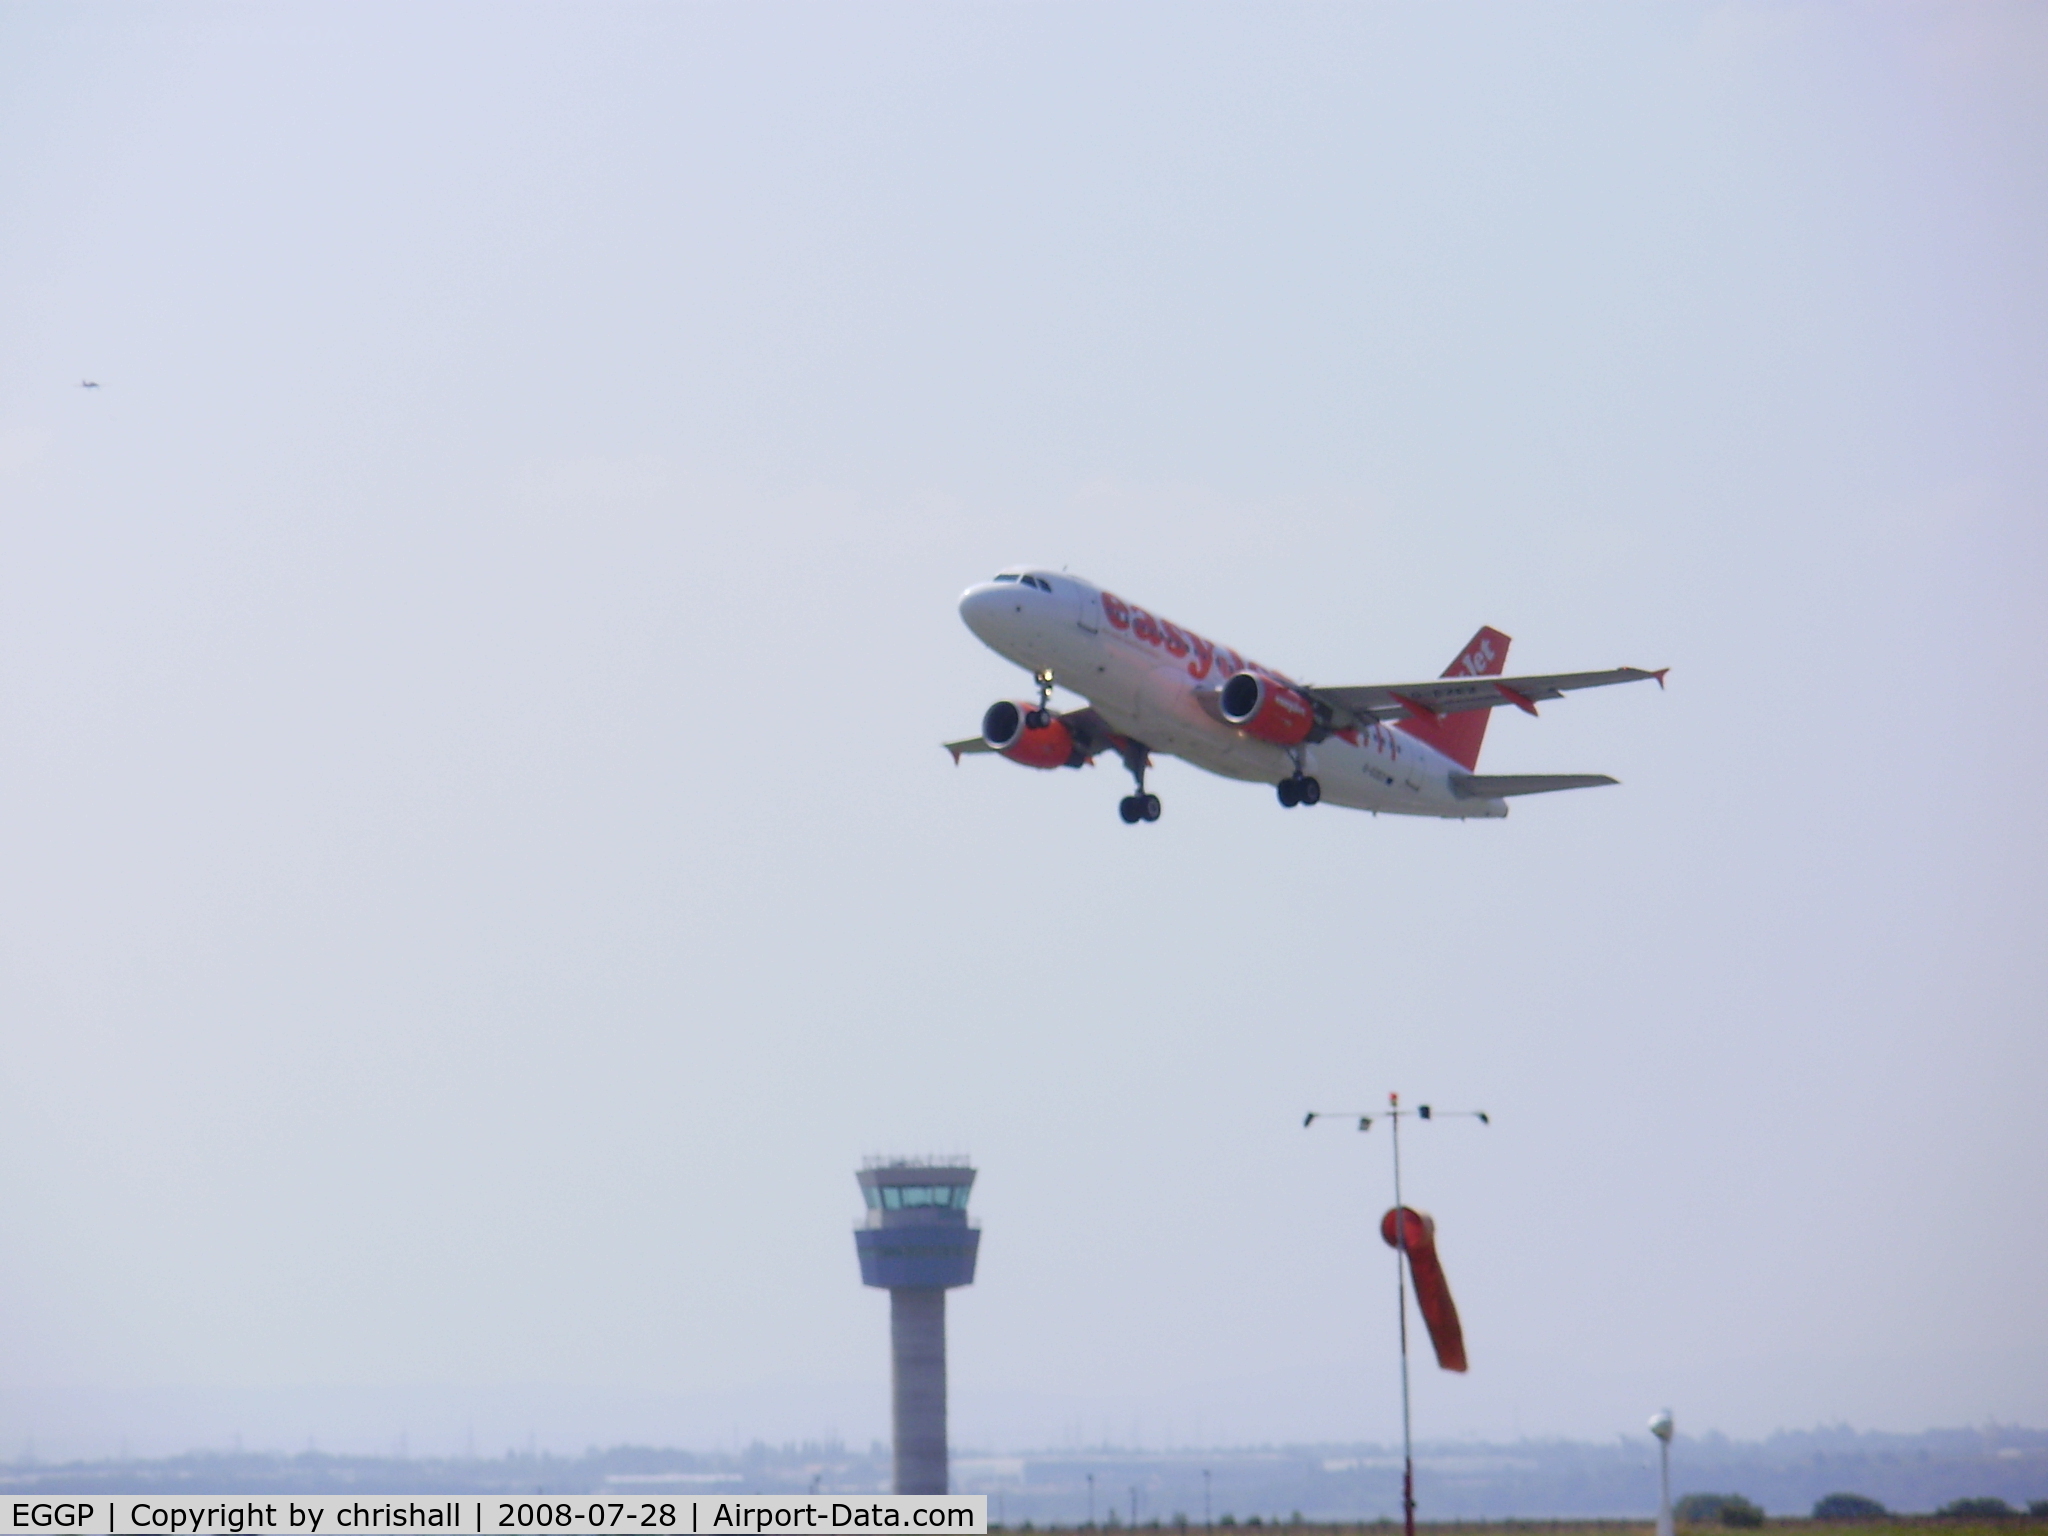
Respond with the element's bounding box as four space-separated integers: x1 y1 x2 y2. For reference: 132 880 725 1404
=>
1309 666 1666 730
1452 773 1618 799
945 736 994 761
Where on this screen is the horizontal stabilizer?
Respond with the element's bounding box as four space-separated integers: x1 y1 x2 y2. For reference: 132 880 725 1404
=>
1453 773 1617 799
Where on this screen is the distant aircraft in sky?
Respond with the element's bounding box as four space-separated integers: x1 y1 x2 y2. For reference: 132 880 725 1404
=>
80 380 99 389
949 569 1665 823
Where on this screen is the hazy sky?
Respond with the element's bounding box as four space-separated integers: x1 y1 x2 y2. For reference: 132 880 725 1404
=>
3 3 2044 1463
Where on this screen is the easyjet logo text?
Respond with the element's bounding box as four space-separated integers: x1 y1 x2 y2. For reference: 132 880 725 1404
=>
1100 592 1288 686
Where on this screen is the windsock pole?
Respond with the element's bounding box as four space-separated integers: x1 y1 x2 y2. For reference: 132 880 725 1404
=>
1391 1093 1415 1536
1302 1096 1488 1536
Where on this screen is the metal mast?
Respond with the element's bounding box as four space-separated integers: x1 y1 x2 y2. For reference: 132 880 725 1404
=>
1390 1094 1415 1536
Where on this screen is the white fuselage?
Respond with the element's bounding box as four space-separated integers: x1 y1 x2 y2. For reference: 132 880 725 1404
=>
959 571 1509 819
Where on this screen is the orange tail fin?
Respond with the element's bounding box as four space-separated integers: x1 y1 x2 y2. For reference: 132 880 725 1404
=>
1393 626 1510 772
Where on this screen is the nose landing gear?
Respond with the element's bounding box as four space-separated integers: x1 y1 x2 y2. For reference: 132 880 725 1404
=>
1025 669 1056 728
1276 773 1322 808
1116 739 1161 824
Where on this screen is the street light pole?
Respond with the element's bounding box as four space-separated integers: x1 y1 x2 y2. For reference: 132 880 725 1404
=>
1649 1411 1674 1536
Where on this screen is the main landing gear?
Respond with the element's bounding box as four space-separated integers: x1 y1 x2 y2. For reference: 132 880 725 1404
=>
1025 668 1055 729
1117 739 1161 824
1276 773 1322 808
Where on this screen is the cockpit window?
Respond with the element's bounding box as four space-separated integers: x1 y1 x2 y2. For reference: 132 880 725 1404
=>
1021 575 1052 592
994 573 1020 582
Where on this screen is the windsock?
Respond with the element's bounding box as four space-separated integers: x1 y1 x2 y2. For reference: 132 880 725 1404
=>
1380 1206 1467 1373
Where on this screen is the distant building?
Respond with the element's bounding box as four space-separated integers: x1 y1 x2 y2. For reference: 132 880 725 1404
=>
853 1158 980 1495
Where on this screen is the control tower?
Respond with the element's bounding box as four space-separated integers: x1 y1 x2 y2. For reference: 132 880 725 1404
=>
854 1158 980 1495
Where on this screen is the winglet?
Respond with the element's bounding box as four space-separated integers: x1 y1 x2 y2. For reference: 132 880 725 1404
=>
1652 668 1669 689
946 744 964 765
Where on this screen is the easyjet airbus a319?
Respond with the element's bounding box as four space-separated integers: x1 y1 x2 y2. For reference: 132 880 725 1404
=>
948 570 1665 823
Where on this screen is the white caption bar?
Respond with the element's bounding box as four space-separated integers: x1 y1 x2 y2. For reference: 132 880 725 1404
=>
5 1498 986 1536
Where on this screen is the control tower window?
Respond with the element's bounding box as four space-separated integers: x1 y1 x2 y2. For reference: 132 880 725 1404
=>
876 1185 970 1210
862 1187 882 1210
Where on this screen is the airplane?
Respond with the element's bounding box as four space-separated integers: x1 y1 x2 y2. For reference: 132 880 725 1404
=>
948 569 1665 823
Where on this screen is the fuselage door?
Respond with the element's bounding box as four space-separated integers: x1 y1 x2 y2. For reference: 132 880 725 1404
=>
1074 581 1100 634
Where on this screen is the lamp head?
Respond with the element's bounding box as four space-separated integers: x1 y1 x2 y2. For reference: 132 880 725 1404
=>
1648 1410 1674 1443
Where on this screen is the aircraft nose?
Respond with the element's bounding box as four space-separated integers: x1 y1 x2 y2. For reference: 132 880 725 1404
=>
957 582 1016 643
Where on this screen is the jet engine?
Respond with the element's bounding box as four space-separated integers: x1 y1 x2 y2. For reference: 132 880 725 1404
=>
1219 671 1315 746
982 700 1078 769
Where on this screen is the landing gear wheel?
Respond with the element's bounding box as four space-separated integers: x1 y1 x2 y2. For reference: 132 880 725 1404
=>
1116 738 1157 825
1299 776 1322 806
1276 778 1302 808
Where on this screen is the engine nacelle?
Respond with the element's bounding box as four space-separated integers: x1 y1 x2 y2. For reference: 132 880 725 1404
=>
1219 671 1315 746
982 700 1077 769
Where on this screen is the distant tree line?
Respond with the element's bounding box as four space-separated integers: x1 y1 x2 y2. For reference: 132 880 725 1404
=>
1678 1491 2048 1524
1677 1494 1766 1527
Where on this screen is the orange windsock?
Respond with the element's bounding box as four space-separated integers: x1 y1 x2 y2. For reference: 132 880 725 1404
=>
1381 1206 1468 1373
